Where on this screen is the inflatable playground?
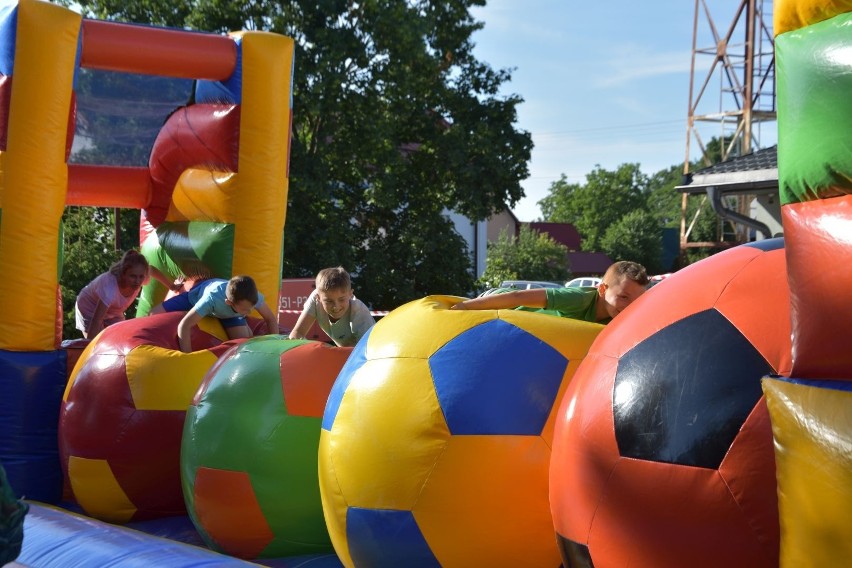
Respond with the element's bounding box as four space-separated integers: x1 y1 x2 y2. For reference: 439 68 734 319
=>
1 0 851 566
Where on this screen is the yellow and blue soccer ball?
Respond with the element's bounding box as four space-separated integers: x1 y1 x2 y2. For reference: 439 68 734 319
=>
318 295 603 567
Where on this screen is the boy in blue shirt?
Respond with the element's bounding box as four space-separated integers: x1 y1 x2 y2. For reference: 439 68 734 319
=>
151 275 278 352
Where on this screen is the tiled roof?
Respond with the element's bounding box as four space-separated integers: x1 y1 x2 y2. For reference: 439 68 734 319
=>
676 145 778 195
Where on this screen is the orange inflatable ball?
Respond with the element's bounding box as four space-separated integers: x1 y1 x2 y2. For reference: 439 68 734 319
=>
59 312 239 523
550 239 792 568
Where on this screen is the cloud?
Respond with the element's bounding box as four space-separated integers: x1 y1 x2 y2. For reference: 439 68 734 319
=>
592 47 705 88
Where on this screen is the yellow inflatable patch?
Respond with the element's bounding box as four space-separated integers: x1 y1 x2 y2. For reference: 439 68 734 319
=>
762 376 852 567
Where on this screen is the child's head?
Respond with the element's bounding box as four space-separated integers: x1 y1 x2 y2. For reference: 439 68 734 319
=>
226 275 259 316
109 250 149 290
598 261 649 319
315 266 354 319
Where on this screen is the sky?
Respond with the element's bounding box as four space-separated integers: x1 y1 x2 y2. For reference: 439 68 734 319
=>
469 0 778 222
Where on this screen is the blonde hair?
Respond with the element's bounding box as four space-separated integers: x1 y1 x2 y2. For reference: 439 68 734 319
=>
108 250 149 278
603 261 649 287
316 266 351 292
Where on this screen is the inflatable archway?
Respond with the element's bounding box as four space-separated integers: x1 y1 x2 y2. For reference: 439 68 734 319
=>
0 0 293 502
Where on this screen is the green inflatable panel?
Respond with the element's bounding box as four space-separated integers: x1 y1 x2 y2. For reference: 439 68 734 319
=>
137 221 235 315
777 11 852 205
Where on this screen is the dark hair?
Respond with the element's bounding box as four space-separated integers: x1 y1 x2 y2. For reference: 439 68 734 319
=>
315 266 351 291
226 275 259 305
108 250 149 278
603 261 649 287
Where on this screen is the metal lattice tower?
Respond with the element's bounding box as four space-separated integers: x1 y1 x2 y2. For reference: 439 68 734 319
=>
680 0 776 251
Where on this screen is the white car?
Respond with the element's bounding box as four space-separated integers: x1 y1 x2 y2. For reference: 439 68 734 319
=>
565 277 602 288
499 280 563 290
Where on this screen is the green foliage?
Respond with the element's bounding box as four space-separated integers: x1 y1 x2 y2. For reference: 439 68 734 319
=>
538 164 648 252
645 164 683 228
59 0 532 310
476 226 569 291
599 209 662 273
537 136 744 273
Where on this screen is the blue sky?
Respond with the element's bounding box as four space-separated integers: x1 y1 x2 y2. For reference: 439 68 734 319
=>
469 0 778 222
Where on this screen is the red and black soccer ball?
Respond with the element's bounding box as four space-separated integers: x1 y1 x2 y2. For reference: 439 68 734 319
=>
550 239 791 568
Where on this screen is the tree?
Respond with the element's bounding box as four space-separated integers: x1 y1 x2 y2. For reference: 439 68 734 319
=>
476 226 569 291
62 0 533 310
538 164 648 252
645 164 683 228
644 163 720 267
599 209 662 273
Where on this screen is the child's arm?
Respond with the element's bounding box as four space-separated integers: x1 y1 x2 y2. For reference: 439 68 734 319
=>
450 289 547 311
177 308 203 353
254 302 280 335
288 311 317 340
86 300 109 338
149 266 183 292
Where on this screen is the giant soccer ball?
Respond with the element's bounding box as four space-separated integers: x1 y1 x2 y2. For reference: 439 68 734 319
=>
319 295 604 567
59 312 239 522
182 337 352 559
550 239 791 568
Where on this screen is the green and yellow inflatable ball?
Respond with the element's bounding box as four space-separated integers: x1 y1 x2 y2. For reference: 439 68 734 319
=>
181 336 352 559
318 295 603 567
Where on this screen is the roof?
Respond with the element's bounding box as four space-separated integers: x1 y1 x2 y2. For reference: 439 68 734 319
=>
568 251 613 275
676 145 778 196
526 222 582 250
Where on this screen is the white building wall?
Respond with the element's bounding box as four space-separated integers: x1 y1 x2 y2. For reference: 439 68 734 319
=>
751 194 784 238
445 210 488 278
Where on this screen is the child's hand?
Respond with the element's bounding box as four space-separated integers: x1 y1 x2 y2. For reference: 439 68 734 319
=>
169 277 186 292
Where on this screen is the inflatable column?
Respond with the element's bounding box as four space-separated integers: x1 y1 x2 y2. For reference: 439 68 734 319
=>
764 1 852 565
0 0 79 503
775 0 852 376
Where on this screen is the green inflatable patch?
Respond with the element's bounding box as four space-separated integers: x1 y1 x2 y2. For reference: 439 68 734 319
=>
137 221 235 315
777 12 852 205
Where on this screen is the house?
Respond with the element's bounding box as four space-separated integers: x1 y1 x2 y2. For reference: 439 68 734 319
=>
676 145 782 242
526 222 612 277
448 208 612 279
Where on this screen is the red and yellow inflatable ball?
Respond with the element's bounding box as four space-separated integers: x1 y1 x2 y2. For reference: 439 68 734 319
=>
319 296 603 567
182 338 351 560
550 239 791 568
59 312 245 522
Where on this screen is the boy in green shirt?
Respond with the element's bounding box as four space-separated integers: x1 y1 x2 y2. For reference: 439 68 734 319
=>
451 261 649 324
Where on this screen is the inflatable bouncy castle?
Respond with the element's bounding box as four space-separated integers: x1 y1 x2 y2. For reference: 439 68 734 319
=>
6 0 852 565
0 0 293 506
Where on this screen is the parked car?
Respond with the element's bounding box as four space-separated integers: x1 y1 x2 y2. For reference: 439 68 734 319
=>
565 277 602 288
499 280 564 290
646 273 672 289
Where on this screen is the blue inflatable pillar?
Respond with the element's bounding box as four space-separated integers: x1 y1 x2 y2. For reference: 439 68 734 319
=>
0 349 66 502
